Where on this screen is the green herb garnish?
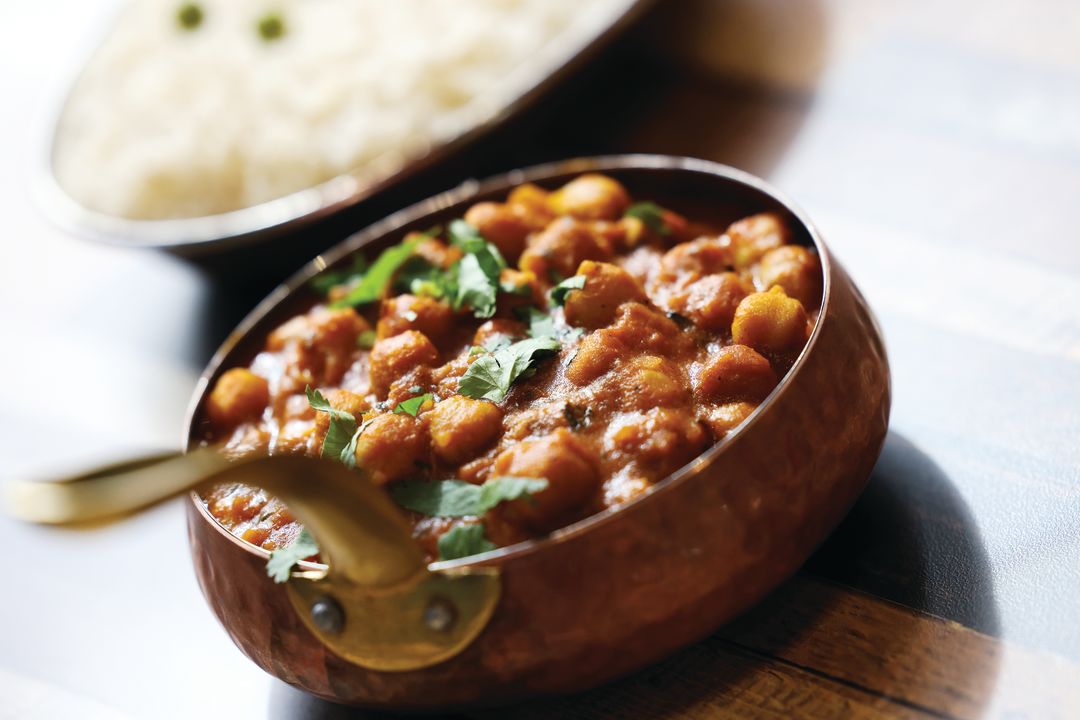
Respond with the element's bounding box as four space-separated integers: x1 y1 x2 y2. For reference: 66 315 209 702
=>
625 201 671 236
437 524 496 561
312 255 370 296
564 402 592 431
549 275 586 307
330 238 420 308
393 393 433 418
266 528 319 583
177 2 203 30
257 12 285 41
448 219 486 251
356 330 376 349
454 254 500 319
516 305 584 343
458 336 560 402
305 387 369 467
391 476 548 518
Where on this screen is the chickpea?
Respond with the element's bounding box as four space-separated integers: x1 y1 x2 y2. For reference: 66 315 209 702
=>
506 182 556 228
566 329 626 386
376 294 455 348
667 272 751 332
412 236 463 270
696 344 778 403
353 413 429 486
548 173 631 221
607 408 709 477
426 395 504 464
205 368 269 428
472 319 526 349
268 306 369 354
731 287 809 356
497 268 544 312
369 330 439 397
702 401 758 436
464 201 533 263
563 260 647 329
518 217 611 283
759 245 822 310
727 212 789 269
656 236 733 287
619 355 690 409
608 302 681 355
491 428 601 532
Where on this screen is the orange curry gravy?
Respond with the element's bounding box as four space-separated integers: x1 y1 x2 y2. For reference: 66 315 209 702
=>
199 174 822 561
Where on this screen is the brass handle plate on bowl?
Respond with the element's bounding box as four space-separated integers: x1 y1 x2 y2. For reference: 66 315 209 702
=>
4 447 501 671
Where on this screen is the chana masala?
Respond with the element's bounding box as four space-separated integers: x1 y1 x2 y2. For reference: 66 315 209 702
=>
198 173 822 573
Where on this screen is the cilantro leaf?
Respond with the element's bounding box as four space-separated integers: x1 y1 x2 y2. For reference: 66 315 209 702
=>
306 387 360 466
330 238 420 308
311 255 370 296
456 354 508 403
391 476 548 517
356 330 376 349
266 528 319 583
625 201 671 236
393 393 433 417
454 254 499 319
437 524 496 561
518 305 556 339
448 219 486 252
549 275 586 306
500 280 533 296
458 335 560 402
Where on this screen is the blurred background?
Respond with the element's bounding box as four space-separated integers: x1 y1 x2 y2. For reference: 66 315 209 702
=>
2 0 1079 717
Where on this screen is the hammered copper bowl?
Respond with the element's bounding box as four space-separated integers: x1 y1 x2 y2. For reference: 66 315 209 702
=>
184 155 891 710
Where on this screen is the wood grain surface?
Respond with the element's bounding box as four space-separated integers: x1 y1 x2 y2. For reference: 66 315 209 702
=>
2 0 1079 718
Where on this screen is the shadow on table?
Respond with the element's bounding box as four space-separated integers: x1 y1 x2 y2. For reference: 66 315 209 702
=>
805 430 1000 636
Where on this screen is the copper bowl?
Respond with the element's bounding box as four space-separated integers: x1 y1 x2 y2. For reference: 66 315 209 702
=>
183 155 891 710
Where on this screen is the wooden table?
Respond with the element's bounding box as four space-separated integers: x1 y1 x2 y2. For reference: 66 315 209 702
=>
2 1 1079 717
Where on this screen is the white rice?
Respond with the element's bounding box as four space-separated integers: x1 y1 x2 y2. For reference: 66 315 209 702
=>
52 0 626 220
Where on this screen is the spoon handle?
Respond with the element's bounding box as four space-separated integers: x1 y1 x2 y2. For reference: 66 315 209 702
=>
4 447 230 525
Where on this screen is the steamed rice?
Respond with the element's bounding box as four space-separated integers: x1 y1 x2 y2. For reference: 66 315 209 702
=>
52 0 625 220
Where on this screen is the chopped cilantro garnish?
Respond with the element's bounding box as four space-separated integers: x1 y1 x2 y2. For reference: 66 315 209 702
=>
454 254 499 319
549 275 586 307
448 219 486 251
177 2 203 30
500 280 533 296
625 201 671 236
458 336 560 402
330 238 421 308
257 12 285 41
311 255 369 296
305 387 367 467
519 306 556 339
266 528 319 583
564 402 592 431
437 524 496 561
356 330 376 349
391 476 548 518
393 393 433 418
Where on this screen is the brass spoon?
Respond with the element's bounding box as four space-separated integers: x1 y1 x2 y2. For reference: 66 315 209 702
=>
3 448 500 672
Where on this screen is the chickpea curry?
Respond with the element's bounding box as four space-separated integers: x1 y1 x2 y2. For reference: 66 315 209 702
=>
198 173 822 574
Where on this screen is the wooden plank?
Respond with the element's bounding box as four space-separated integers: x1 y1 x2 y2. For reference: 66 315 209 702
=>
477 638 934 720
720 575 1080 720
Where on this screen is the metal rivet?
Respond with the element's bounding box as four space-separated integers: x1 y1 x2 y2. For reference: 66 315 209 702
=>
423 597 457 633
310 596 344 634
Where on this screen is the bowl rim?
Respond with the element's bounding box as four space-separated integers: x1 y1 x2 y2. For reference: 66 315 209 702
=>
184 153 832 573
35 0 649 254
